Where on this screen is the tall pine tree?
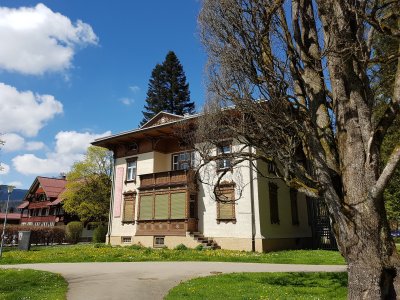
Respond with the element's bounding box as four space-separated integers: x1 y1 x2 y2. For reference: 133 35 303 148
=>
141 51 194 125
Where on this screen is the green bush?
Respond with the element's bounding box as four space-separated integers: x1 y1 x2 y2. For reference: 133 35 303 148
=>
195 244 204 251
174 243 188 250
66 221 83 244
92 225 107 243
128 244 144 250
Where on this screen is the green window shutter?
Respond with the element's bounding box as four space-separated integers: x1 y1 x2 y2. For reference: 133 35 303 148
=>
139 195 153 220
123 197 135 222
170 192 186 219
154 194 169 219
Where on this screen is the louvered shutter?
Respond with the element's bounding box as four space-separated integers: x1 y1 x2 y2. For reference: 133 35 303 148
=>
154 194 169 219
170 192 186 219
123 196 135 222
217 190 235 219
139 195 153 220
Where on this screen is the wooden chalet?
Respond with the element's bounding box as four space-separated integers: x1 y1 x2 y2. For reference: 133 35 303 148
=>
18 176 68 227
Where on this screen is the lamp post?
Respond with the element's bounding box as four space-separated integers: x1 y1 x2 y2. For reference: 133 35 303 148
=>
0 185 14 258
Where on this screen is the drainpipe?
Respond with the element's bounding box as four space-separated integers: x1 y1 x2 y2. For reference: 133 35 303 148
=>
249 146 256 252
107 152 116 245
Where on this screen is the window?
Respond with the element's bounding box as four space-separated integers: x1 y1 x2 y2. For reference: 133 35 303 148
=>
172 151 195 170
268 161 277 175
290 188 299 225
217 143 231 170
170 192 186 219
122 237 132 244
126 158 137 182
216 183 236 223
154 236 165 247
138 195 153 220
269 182 279 224
122 191 136 223
138 192 187 220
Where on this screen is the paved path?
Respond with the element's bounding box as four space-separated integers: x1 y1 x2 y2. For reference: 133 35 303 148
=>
2 262 347 300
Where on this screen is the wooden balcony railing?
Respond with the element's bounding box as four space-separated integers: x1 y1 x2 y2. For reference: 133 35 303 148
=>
139 169 197 191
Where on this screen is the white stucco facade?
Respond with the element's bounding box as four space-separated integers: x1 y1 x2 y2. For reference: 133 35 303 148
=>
95 112 312 251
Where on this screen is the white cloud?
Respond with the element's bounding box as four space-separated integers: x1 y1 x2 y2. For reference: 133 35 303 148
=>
2 133 25 152
12 130 111 175
129 85 140 93
119 97 134 106
0 82 63 137
0 3 98 75
0 163 10 175
2 133 45 152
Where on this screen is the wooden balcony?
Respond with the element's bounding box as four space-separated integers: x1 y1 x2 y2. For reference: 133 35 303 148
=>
139 169 197 191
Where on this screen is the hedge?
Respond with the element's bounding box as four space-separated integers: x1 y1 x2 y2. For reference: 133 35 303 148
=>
0 225 65 245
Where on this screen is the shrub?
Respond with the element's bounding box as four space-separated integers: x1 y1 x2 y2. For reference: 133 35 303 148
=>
195 244 204 251
174 243 188 250
128 244 144 250
66 221 83 244
92 225 107 243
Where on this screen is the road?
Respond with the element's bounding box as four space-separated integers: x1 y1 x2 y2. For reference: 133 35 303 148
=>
1 262 347 300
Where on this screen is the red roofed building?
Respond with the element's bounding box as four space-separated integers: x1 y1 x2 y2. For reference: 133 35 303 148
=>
19 176 69 227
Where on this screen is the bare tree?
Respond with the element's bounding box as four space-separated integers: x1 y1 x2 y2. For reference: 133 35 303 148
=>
197 0 400 298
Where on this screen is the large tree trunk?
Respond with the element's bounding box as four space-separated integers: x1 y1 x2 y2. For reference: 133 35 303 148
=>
315 2 400 298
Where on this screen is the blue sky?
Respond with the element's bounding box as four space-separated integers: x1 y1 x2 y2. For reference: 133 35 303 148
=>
0 1 207 189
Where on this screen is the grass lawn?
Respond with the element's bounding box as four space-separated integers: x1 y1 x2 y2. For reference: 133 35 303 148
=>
0 269 68 300
165 272 348 300
0 244 345 265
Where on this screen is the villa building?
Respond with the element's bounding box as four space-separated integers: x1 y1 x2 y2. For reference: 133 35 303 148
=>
93 112 333 251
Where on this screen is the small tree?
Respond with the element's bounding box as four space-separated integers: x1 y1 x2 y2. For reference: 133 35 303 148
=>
92 225 107 243
141 51 195 125
61 146 112 224
66 221 83 244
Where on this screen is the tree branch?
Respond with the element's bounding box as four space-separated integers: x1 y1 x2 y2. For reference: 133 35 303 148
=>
371 144 400 199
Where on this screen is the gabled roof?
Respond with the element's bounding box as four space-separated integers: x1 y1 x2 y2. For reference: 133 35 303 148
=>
141 111 185 129
25 176 67 201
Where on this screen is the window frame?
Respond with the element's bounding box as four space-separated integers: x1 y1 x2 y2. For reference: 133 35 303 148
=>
269 182 280 225
216 142 232 171
122 190 137 224
290 188 299 226
171 151 195 171
154 236 165 248
126 157 137 182
216 182 236 224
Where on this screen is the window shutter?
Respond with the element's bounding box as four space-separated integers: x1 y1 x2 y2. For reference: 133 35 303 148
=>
139 195 153 220
269 182 279 224
170 192 186 219
122 193 136 222
290 188 299 225
154 194 169 219
219 201 234 219
216 186 235 221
